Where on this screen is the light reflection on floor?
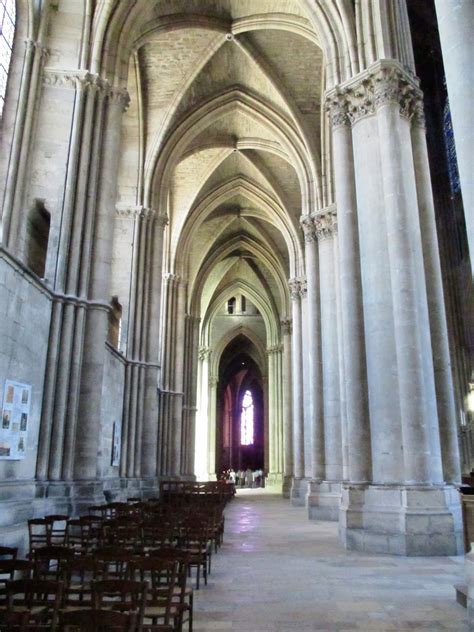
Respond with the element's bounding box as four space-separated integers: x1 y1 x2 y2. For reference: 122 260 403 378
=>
193 491 468 631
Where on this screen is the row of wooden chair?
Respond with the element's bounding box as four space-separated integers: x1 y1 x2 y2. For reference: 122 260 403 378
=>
1 482 233 630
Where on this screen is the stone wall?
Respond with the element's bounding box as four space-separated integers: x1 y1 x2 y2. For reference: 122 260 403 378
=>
99 344 126 486
0 250 52 549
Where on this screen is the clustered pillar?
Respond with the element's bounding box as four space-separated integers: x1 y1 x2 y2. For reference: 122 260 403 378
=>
288 278 306 505
318 59 464 555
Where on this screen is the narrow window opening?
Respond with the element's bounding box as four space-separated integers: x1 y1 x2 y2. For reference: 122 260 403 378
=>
241 295 246 313
227 297 236 314
240 389 254 446
26 201 50 278
108 296 122 349
0 0 16 118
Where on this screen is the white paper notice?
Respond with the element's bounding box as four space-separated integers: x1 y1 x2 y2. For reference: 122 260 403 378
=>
0 380 32 460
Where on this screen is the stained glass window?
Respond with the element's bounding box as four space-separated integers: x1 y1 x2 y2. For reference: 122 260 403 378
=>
240 390 254 446
0 0 15 118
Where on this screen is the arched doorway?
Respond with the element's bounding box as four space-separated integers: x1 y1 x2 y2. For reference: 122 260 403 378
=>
216 344 264 476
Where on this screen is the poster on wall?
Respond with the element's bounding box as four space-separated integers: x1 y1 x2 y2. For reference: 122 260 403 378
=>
111 420 122 467
0 380 32 460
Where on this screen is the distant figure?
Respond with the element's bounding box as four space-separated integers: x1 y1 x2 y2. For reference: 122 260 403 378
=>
229 468 236 484
245 467 253 488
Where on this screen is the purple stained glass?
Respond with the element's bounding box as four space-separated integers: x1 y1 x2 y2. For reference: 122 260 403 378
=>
0 0 15 118
240 390 254 446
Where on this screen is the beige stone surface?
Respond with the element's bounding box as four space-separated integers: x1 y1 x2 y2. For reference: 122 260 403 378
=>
194 491 469 631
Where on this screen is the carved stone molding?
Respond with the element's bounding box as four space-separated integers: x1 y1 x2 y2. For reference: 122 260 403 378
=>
43 69 130 111
267 344 284 355
313 204 337 241
25 38 49 59
198 346 211 361
300 215 317 243
299 278 307 298
288 278 301 301
109 86 131 112
209 376 218 388
163 272 180 284
280 319 292 336
326 60 423 127
43 69 108 92
115 205 156 220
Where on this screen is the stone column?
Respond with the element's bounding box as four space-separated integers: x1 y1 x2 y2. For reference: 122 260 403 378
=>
208 376 218 480
311 207 343 520
326 93 371 485
331 60 462 555
267 344 284 486
375 70 443 486
74 86 129 483
141 213 168 481
267 347 276 476
159 273 186 477
411 102 461 485
289 278 305 505
195 346 210 480
300 280 312 480
281 319 293 496
434 0 474 267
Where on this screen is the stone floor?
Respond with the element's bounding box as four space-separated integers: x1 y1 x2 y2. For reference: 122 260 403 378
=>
193 490 469 631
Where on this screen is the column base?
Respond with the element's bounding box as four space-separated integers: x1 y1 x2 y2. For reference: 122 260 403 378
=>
266 472 284 491
282 475 292 498
306 480 342 521
290 477 310 506
466 546 474 622
339 484 464 556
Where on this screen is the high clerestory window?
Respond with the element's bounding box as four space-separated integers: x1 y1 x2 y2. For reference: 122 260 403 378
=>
0 0 15 118
240 389 254 446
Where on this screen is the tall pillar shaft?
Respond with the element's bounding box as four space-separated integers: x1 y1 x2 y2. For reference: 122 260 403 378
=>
281 319 293 493
300 225 324 481
329 60 462 555
326 97 371 484
289 279 304 480
315 210 342 482
435 0 474 266
376 95 443 485
411 108 461 484
74 88 128 480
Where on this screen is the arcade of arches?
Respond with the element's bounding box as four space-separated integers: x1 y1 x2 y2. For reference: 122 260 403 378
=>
0 0 473 572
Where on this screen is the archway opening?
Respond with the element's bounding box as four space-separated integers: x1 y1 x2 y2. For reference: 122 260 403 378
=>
216 342 264 476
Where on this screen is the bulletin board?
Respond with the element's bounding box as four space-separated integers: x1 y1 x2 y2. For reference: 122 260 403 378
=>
0 380 32 460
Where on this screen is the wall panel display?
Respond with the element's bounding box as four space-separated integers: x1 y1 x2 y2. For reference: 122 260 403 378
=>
0 380 31 459
111 420 121 466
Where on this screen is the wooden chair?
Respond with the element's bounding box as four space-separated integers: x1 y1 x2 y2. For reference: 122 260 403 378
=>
0 546 17 560
92 579 147 631
6 578 63 630
63 557 100 609
44 515 69 546
28 519 51 554
0 609 28 631
32 546 75 582
127 558 178 631
94 547 132 581
179 525 211 589
147 549 193 632
60 608 136 631
0 560 32 605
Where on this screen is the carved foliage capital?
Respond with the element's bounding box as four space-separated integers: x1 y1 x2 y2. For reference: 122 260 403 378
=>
300 215 317 243
280 319 292 335
299 278 307 298
328 62 423 126
313 204 337 241
325 92 350 128
199 346 211 361
288 278 301 301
